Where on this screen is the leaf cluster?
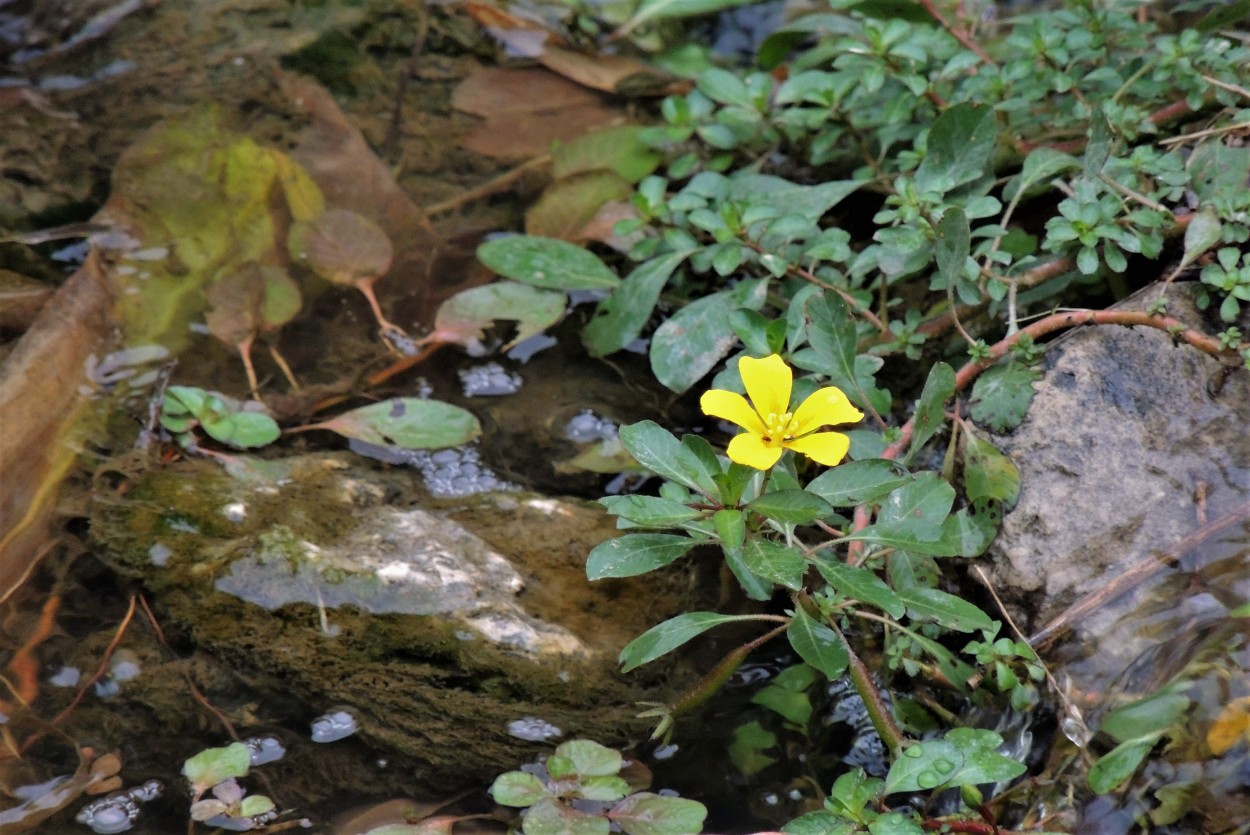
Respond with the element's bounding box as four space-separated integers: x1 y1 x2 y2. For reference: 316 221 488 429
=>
489 739 707 835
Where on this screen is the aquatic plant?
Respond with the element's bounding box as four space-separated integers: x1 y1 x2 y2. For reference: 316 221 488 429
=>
490 739 706 835
466 0 1250 830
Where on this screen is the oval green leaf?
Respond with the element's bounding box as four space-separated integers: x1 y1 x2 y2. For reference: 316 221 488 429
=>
307 398 480 450
618 612 762 672
586 533 697 581
477 235 620 290
786 607 848 680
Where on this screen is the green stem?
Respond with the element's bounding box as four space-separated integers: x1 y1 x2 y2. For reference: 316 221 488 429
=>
667 622 789 717
829 617 907 756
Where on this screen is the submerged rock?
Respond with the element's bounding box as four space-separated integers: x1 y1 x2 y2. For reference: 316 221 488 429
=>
985 283 1250 657
90 453 711 790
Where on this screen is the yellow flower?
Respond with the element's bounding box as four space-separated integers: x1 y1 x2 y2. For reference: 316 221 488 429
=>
700 354 864 470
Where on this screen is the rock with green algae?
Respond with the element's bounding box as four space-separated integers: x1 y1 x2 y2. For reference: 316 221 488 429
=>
90 452 712 788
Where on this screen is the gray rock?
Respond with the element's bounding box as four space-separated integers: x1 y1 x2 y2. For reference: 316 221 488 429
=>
985 283 1250 647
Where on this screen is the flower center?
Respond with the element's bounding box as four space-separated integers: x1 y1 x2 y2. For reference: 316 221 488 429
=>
763 411 796 445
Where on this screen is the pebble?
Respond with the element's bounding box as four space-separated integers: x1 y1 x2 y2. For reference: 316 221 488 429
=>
507 717 563 741
311 709 358 743
75 781 162 834
459 362 522 397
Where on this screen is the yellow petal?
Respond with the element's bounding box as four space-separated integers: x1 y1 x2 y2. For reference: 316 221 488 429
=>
791 387 864 436
701 390 767 435
785 431 851 466
727 432 784 470
739 354 792 419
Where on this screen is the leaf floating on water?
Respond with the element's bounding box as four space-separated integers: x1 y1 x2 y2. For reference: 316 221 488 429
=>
303 398 481 450
427 281 566 351
288 208 394 286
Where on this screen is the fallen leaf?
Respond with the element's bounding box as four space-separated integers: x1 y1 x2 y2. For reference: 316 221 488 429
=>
0 253 111 603
451 67 622 160
0 270 55 332
526 170 633 241
281 72 485 327
537 44 675 96
289 210 394 286
1208 695 1250 756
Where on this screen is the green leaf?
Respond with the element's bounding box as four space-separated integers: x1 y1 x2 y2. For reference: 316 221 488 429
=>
867 813 925 835
787 607 849 679
962 431 1021 508
876 474 955 541
914 104 998 195
826 768 882 820
803 293 889 412
576 775 632 802
899 588 994 632
305 398 479 450
727 176 865 225
477 235 620 290
183 743 251 794
908 363 954 462
969 363 1040 432
1087 737 1157 794
1083 107 1113 179
782 812 857 835
618 421 718 496
1004 147 1081 202
885 730 1027 796
884 739 963 794
585 252 690 357
199 410 282 450
523 797 609 835
1174 208 1222 276
939 728 1028 786
713 509 746 551
1101 691 1191 742
806 460 913 506
651 288 761 393
238 795 276 817
934 208 972 300
934 500 1002 557
816 560 906 618
430 281 566 350
618 612 763 672
616 0 757 36
587 534 697 580
742 538 807 590
609 792 708 835
723 545 775 601
552 125 662 184
746 489 833 525
555 740 622 777
163 387 281 450
599 496 701 527
1189 144 1250 213
728 720 778 777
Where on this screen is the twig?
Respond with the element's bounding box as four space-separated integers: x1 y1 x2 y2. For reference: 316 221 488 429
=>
425 155 552 217
916 0 996 66
1027 497 1250 648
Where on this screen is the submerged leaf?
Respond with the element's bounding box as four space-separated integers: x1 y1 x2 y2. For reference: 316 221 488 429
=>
289 208 394 286
205 263 302 346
